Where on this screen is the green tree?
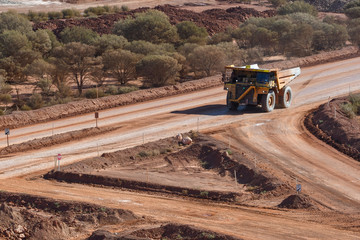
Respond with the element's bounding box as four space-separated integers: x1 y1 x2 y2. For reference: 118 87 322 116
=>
0 11 32 34
344 0 360 19
61 9 81 19
113 10 178 44
0 76 12 112
136 55 181 87
251 27 278 54
217 42 245 66
0 30 40 84
285 23 314 57
60 26 99 45
26 59 54 96
176 21 208 44
188 45 225 77
278 1 318 16
27 29 52 56
232 24 257 48
208 31 232 45
93 34 129 56
125 40 159 55
348 19 360 48
52 42 96 95
268 0 288 7
102 49 140 85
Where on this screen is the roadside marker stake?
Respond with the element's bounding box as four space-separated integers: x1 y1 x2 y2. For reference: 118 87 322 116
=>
95 112 99 128
334 106 337 119
234 170 237 186
4 128 9 147
57 153 62 171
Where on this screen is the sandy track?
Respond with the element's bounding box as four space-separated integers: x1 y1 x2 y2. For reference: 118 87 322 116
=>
0 57 360 239
0 178 358 240
1 58 360 178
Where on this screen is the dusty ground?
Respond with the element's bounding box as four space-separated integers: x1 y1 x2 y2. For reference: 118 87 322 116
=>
1 46 358 131
44 133 291 203
0 1 360 238
0 191 240 240
305 97 360 161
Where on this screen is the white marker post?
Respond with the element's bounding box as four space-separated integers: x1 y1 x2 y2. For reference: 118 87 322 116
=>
57 153 62 171
95 112 99 128
4 128 9 147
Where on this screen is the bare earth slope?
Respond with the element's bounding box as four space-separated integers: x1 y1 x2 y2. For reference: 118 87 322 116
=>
306 97 360 161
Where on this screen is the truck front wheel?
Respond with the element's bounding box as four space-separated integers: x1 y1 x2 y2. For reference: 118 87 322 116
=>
261 91 275 112
279 86 292 108
227 92 239 110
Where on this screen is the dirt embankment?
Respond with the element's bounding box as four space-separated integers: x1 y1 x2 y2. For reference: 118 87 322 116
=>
33 5 275 36
278 194 319 210
89 223 242 240
0 191 137 240
1 46 359 131
0 190 242 240
44 133 290 202
0 126 118 155
304 97 360 161
0 76 222 131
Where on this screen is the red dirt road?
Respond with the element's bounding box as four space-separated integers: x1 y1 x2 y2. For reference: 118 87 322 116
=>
0 57 360 239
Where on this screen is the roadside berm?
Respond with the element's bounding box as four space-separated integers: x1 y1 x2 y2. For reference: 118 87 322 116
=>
44 132 297 205
305 96 360 161
0 191 241 240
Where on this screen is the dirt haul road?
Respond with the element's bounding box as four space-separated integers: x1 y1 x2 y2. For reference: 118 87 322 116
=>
0 57 360 239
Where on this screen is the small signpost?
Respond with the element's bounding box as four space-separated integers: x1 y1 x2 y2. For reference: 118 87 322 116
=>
4 128 9 147
57 153 62 171
95 112 99 128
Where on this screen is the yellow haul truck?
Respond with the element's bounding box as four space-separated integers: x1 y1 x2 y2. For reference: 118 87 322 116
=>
223 64 301 112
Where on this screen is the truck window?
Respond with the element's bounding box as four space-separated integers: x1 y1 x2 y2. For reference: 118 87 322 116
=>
256 72 270 84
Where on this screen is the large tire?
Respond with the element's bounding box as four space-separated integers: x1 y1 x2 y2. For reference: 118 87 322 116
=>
227 92 239 110
279 86 292 108
261 91 275 112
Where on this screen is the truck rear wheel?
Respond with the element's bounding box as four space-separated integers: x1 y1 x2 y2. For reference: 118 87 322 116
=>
279 86 292 108
227 92 239 110
261 91 275 112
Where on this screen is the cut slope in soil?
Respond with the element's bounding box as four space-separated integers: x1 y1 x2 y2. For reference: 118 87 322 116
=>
305 97 360 161
44 133 290 202
0 191 137 240
0 126 119 155
89 223 243 240
278 194 318 209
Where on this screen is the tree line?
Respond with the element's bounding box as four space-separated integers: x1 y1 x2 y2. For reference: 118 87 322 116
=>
0 0 358 114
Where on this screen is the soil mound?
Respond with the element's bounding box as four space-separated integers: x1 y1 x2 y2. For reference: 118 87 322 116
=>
278 194 317 209
155 5 275 34
44 133 290 201
305 97 360 161
0 191 137 240
0 126 118 155
88 223 242 240
33 5 275 36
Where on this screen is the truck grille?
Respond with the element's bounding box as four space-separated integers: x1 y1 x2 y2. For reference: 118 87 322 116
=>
236 85 250 99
